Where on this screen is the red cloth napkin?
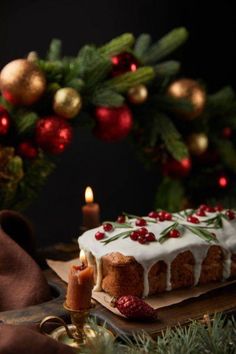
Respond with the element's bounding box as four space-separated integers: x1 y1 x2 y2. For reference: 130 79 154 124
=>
0 210 51 311
0 324 74 354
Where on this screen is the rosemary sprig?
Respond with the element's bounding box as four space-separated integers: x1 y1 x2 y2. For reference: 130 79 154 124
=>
122 212 157 223
185 225 218 243
103 221 132 229
158 222 179 244
101 230 132 245
203 214 223 229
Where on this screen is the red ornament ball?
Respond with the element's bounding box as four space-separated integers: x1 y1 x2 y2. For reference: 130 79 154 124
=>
162 157 191 178
18 141 38 159
218 175 228 188
111 52 138 77
94 105 133 142
0 105 10 135
36 116 73 154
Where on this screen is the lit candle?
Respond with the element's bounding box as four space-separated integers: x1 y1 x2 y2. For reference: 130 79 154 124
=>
82 186 100 229
66 264 94 310
79 249 87 266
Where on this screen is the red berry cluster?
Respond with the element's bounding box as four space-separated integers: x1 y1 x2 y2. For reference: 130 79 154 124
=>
148 210 172 222
197 204 223 215
130 227 156 244
95 222 114 240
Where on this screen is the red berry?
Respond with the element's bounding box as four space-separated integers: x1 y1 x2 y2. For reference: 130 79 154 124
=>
164 212 172 221
135 218 147 226
205 206 215 213
168 229 180 238
158 210 167 218
130 231 139 241
199 204 208 211
214 204 223 212
113 295 158 321
148 211 159 218
138 227 148 236
103 223 113 232
226 210 235 220
95 231 105 240
187 216 200 224
117 215 126 223
145 232 156 242
138 236 147 244
196 209 206 217
159 215 165 222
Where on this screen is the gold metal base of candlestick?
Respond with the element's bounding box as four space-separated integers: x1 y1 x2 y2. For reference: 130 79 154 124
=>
39 302 114 350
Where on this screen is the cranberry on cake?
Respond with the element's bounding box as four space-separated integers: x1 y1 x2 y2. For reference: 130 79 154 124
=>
78 207 236 298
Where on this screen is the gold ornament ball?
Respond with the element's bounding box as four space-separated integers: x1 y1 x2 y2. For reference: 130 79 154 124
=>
127 84 148 104
53 87 82 119
167 78 206 119
187 133 208 156
0 59 46 106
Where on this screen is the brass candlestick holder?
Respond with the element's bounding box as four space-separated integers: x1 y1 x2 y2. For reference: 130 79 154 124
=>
39 302 114 349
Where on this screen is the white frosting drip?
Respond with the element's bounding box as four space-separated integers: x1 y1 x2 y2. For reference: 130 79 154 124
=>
78 210 236 297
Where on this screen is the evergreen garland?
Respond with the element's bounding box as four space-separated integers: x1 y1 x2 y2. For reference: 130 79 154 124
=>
0 27 236 210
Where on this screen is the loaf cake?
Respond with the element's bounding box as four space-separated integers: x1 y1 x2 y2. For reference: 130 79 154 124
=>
78 206 236 298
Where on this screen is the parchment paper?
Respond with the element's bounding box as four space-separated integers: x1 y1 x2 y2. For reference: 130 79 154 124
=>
47 258 236 317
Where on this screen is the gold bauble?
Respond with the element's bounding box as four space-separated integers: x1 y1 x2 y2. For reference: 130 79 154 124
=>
53 87 82 119
127 84 148 104
167 78 206 119
187 133 208 155
0 59 46 106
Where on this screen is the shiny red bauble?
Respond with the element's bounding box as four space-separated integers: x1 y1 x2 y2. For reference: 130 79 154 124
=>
111 52 138 77
162 157 191 178
94 105 133 142
18 141 38 159
35 116 73 154
0 105 10 135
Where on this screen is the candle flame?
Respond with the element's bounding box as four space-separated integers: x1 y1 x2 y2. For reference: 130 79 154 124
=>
85 186 94 203
80 249 87 265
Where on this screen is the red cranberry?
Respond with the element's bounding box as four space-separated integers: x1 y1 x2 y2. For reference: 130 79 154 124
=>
103 223 113 232
138 227 148 236
214 204 223 212
226 210 235 220
205 206 215 213
199 204 208 211
145 232 156 242
187 215 200 224
159 215 165 222
158 210 167 218
164 212 172 221
138 236 147 244
95 231 105 240
117 215 126 223
130 231 139 241
135 218 147 226
196 209 206 217
168 229 180 238
148 211 159 218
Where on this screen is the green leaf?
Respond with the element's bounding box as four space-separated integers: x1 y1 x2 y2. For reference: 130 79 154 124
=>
47 39 62 61
134 33 152 58
102 67 155 93
101 230 132 244
153 113 189 161
185 225 217 243
142 27 189 64
99 33 135 56
91 89 124 107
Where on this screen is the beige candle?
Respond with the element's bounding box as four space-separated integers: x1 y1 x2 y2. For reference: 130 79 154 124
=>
66 264 94 310
82 186 100 229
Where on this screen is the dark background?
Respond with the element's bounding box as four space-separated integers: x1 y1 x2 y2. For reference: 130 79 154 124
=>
0 0 236 246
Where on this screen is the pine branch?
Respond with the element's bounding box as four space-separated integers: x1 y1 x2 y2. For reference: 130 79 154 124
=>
47 39 62 61
91 89 124 107
142 27 189 64
206 86 235 114
102 67 155 93
134 33 152 58
154 60 181 77
214 139 236 172
13 112 39 134
99 33 135 56
155 177 185 211
152 113 189 161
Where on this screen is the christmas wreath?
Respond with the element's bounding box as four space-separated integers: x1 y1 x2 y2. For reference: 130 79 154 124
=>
0 28 236 211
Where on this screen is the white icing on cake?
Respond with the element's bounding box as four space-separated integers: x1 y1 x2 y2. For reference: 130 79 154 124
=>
78 209 236 297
